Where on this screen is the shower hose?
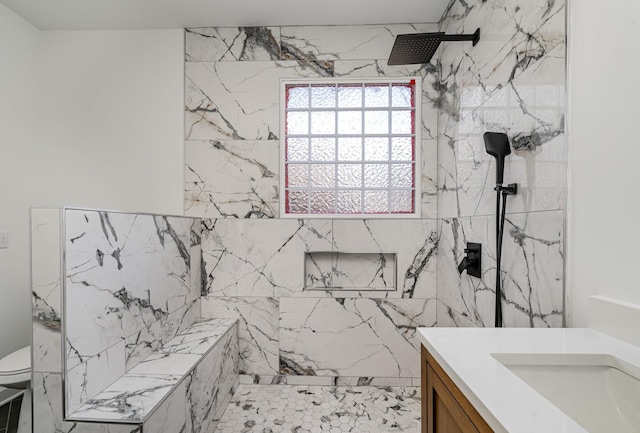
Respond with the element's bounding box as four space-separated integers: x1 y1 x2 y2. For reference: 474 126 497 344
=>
494 188 508 328
494 183 516 328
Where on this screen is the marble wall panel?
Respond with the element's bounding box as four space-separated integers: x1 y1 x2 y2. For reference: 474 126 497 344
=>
33 373 141 433
185 61 325 141
70 373 182 422
31 208 62 373
421 139 438 219
435 0 566 328
437 0 566 132
201 218 332 297
185 27 282 62
123 298 202 372
280 24 438 61
332 220 438 299
63 209 202 417
437 211 564 328
438 44 566 219
32 209 155 433
65 210 194 364
201 297 278 375
185 324 239 433
436 300 479 328
185 140 279 219
66 341 126 414
280 298 435 378
202 218 436 299
144 381 187 433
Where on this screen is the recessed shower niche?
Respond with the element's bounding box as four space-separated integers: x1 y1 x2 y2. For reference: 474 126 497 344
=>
304 252 397 292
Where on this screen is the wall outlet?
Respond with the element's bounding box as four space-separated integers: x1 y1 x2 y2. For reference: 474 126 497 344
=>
0 231 8 249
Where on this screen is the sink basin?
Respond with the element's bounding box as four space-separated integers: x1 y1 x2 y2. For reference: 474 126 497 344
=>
492 353 640 433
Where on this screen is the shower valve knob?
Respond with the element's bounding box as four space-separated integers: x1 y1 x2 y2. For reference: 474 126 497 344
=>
458 242 482 278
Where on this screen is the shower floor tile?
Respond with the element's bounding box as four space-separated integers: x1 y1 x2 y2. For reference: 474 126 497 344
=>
214 384 420 432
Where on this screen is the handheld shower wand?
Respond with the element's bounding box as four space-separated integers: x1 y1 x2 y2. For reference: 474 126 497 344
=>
483 132 517 328
484 132 511 185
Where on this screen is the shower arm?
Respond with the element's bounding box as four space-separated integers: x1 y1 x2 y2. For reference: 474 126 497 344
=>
441 29 481 46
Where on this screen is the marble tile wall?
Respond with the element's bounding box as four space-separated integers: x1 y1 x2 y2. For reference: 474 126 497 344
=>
185 8 567 382
31 208 204 432
184 24 440 220
63 209 203 413
71 320 239 433
185 24 441 385
435 0 567 327
31 209 140 433
200 218 438 382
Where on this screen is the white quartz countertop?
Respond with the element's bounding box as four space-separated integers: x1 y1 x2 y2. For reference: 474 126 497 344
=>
417 327 640 433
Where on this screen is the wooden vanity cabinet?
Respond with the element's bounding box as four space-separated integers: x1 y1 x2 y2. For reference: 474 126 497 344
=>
421 346 494 433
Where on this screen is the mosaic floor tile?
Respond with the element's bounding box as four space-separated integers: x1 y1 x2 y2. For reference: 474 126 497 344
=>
214 385 420 432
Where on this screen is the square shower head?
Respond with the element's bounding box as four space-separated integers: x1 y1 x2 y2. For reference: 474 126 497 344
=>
387 32 445 65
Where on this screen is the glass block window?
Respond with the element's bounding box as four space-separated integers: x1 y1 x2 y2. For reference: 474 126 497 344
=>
282 79 420 216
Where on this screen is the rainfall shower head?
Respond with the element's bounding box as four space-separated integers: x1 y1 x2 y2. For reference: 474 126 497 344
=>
387 28 480 65
483 132 511 185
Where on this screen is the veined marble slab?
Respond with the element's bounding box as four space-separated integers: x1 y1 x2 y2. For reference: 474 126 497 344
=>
63 209 203 413
434 0 566 330
33 372 141 433
437 0 565 130
31 208 63 373
185 325 239 432
124 297 203 371
201 297 279 375
159 318 238 355
279 298 435 378
69 319 238 424
437 211 564 328
143 381 187 433
202 218 437 299
280 24 438 61
66 341 126 414
438 44 566 219
185 27 281 62
71 374 182 422
185 140 279 219
65 210 197 367
185 61 325 141
202 218 332 297
332 220 438 299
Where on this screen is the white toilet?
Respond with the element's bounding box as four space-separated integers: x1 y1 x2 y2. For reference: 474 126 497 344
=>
0 346 31 433
0 346 30 389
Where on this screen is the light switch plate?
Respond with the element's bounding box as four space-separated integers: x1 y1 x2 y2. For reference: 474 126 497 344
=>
0 231 8 249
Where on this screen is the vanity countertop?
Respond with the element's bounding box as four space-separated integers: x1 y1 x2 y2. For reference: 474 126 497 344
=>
417 327 640 433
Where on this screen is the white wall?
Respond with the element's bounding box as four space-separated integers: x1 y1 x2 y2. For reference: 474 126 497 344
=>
0 4 45 360
0 3 184 359
567 0 640 326
39 29 185 214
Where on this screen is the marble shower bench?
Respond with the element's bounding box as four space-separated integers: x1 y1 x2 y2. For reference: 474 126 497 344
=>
67 318 239 433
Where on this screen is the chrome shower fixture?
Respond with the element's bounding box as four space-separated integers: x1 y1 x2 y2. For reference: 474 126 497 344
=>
387 28 480 65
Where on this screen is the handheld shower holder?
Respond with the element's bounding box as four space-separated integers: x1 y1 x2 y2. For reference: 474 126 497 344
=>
495 183 518 195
